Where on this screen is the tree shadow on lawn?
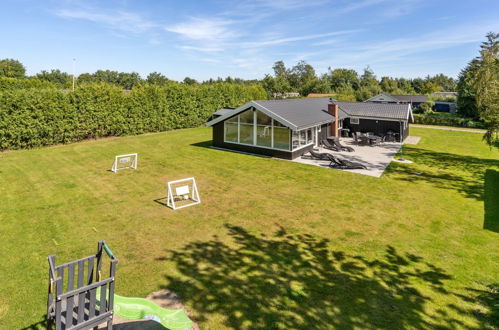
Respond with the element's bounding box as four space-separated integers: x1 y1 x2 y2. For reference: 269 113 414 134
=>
484 169 499 233
158 224 481 329
20 318 47 330
387 147 499 201
451 284 499 329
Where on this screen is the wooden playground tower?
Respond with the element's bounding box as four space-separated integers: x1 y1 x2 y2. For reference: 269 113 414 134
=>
47 241 118 330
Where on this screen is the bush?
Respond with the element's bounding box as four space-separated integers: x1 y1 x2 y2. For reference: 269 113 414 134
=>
0 77 56 90
417 101 435 115
413 114 485 128
0 82 266 150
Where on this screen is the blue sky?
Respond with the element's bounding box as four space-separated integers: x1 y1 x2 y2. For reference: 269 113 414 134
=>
1 0 498 80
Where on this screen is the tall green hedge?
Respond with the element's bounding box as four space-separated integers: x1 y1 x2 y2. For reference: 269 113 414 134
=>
0 77 56 90
0 82 266 150
413 114 485 129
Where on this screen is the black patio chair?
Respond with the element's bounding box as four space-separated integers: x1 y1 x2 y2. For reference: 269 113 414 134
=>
302 150 338 167
331 156 367 169
356 135 370 146
328 137 354 152
321 139 340 151
303 151 367 170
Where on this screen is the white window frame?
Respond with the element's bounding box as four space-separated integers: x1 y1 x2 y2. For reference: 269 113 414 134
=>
350 117 360 125
223 109 292 151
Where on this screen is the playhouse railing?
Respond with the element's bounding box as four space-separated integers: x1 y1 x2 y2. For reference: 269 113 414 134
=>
47 241 118 330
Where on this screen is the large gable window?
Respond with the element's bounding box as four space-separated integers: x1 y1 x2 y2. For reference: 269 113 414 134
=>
223 108 290 151
238 109 254 144
224 115 238 142
256 111 272 147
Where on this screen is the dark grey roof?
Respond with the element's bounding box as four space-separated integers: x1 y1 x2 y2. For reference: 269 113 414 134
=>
206 97 412 129
213 108 235 116
334 101 411 120
390 94 428 103
252 98 334 129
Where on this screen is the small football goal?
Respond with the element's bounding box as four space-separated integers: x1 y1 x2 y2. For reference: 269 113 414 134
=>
111 153 138 173
167 177 201 210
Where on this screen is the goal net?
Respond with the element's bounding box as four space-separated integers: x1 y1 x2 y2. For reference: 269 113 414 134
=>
111 153 138 172
167 177 201 210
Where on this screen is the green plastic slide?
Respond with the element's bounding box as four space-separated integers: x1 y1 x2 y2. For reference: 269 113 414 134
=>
114 293 193 330
97 289 193 330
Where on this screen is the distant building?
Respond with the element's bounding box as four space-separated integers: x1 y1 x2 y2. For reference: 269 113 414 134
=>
432 92 458 99
365 93 456 113
307 93 336 98
272 92 300 99
365 93 428 108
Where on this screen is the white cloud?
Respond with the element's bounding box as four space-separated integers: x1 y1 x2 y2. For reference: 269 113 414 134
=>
311 21 499 74
55 9 157 33
241 30 360 48
165 17 237 41
246 0 329 10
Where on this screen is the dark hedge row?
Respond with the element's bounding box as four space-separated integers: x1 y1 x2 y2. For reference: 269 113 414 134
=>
0 82 266 150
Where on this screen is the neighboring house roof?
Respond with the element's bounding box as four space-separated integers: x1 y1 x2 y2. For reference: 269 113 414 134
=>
206 98 335 131
389 94 428 103
334 101 413 121
212 108 235 117
307 93 336 98
432 92 457 97
366 93 428 103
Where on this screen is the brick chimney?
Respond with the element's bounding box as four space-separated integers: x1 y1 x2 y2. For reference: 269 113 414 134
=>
328 102 339 137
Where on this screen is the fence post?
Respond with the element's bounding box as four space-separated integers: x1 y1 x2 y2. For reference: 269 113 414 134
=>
55 276 63 330
47 255 56 330
97 241 104 281
107 259 118 329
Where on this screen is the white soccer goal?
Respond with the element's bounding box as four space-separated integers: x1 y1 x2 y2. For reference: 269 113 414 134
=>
166 177 201 210
111 153 138 173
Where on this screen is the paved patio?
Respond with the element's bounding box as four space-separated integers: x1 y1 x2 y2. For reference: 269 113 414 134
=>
292 138 402 177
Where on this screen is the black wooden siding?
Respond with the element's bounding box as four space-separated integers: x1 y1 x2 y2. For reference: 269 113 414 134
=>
344 118 409 142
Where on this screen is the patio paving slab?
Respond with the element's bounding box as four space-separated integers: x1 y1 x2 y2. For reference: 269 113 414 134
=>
292 138 402 178
404 136 421 145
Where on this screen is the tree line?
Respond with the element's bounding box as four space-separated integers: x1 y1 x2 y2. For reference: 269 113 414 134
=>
0 58 456 97
261 60 456 101
0 32 496 147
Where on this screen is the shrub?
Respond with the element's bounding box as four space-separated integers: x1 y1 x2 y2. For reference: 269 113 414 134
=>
417 101 435 115
413 114 485 128
0 82 266 150
0 77 56 90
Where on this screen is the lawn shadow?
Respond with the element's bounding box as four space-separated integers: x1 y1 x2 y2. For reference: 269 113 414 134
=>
154 197 168 207
156 224 480 329
484 169 499 233
20 317 47 329
388 147 499 201
450 284 499 329
190 141 212 149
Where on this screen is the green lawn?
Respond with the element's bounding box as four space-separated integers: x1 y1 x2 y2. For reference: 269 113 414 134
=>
0 127 498 329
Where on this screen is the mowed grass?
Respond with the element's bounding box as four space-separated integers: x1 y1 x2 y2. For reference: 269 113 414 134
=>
0 127 498 329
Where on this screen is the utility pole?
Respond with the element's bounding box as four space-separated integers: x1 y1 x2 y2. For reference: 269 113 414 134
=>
72 58 76 91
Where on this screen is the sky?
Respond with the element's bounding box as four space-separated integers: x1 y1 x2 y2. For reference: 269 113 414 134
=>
1 0 498 81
